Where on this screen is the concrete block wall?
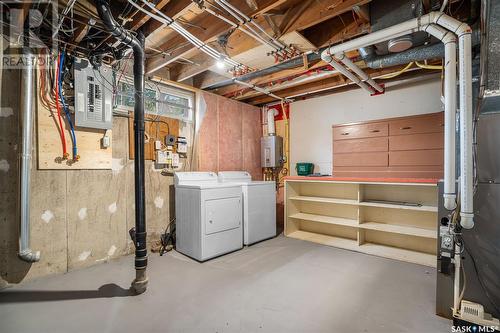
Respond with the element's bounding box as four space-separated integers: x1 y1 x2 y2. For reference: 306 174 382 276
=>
0 69 262 286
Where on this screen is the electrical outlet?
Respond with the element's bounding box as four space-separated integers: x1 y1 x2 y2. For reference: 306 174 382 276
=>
101 135 111 148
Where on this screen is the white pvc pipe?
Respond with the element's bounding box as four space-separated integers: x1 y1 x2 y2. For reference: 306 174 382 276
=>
422 24 458 211
444 35 458 211
267 108 279 135
335 53 384 92
321 53 374 94
458 32 474 229
215 0 285 50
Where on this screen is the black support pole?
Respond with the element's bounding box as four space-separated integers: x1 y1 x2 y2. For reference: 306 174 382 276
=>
94 0 148 294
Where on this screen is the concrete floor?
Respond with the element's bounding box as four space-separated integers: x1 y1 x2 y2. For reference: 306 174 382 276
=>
0 235 450 333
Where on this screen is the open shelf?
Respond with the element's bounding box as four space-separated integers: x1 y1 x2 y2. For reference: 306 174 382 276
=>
289 196 437 212
287 230 358 251
289 196 358 206
289 212 358 228
285 179 438 267
359 201 437 212
359 222 437 239
360 243 436 267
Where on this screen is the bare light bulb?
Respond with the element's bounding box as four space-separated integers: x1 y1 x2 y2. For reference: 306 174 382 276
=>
216 59 225 69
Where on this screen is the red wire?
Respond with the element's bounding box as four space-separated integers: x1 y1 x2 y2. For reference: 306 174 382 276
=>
55 53 68 158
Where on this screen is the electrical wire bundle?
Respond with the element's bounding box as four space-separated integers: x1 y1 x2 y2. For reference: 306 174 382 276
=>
39 48 79 161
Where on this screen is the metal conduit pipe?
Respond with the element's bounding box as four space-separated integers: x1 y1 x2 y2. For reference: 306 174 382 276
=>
215 0 287 50
335 53 384 92
18 48 41 263
321 11 474 229
94 0 148 294
233 79 286 101
214 0 280 50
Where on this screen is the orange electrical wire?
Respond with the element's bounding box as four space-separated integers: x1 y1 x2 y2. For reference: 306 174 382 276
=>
55 53 68 159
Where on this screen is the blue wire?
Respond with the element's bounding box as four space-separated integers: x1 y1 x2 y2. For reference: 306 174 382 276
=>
59 50 78 159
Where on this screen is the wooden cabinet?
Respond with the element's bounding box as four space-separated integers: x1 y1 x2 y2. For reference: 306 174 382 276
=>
332 112 444 178
285 179 438 267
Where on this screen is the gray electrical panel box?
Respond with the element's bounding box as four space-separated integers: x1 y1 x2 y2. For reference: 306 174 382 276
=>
73 58 113 130
261 135 283 168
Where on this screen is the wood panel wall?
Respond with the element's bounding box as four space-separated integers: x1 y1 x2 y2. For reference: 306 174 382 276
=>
198 92 262 180
332 112 444 179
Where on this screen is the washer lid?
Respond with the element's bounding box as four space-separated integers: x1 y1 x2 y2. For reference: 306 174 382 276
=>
218 171 252 183
174 172 218 186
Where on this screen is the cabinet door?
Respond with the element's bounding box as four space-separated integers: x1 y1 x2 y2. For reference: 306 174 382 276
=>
390 150 444 166
333 122 388 141
334 152 388 167
334 137 388 153
389 113 444 136
389 132 444 151
205 196 242 235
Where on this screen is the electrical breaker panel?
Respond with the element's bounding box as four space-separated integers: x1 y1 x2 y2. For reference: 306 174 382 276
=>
74 58 113 130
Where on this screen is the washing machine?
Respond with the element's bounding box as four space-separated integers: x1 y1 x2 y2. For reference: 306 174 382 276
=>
174 172 243 261
218 171 276 245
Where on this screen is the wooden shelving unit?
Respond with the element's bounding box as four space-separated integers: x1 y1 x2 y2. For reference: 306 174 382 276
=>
285 179 438 267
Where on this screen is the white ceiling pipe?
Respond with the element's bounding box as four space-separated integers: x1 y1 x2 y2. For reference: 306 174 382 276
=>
321 11 473 228
133 0 241 66
321 53 374 94
215 0 286 50
215 0 280 50
267 108 279 135
203 6 274 48
234 79 286 101
323 14 437 56
335 53 384 93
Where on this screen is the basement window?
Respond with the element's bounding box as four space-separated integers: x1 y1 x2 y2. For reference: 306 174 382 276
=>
115 79 194 122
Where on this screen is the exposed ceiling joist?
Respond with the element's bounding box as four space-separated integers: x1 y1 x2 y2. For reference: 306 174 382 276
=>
284 0 371 33
145 0 289 74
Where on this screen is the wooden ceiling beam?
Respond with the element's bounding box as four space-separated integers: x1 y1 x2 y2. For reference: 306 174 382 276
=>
145 0 290 74
301 14 369 48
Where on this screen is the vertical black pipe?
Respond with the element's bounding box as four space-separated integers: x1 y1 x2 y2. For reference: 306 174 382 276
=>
94 0 148 294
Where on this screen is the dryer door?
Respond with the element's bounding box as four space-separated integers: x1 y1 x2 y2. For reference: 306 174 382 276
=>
205 197 242 235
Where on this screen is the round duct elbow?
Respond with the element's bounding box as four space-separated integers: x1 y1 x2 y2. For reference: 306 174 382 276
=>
388 35 414 53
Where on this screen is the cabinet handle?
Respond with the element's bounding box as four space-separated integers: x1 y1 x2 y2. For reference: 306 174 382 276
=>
341 132 349 136
440 123 444 127
370 129 380 133
400 126 412 130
